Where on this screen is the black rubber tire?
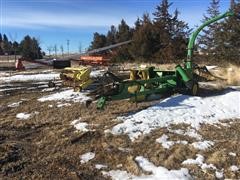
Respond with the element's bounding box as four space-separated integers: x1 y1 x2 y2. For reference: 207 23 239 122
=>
48 81 56 88
188 82 199 96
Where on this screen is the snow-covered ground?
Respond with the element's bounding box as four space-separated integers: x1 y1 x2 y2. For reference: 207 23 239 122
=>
71 118 89 132
103 156 191 180
16 113 31 120
0 73 59 83
38 89 91 103
156 134 188 149
112 89 240 141
80 152 95 164
182 154 217 171
191 141 214 150
90 69 105 78
16 111 39 120
8 101 23 108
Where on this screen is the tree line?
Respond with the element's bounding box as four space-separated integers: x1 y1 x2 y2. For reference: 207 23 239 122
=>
0 34 44 60
90 0 240 64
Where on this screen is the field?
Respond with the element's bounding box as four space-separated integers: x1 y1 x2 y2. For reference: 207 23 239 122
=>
0 61 239 179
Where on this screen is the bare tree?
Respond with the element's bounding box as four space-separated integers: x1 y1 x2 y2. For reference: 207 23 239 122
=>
47 46 53 56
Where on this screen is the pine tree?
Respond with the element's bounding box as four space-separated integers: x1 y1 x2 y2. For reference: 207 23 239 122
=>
106 25 117 45
20 35 43 59
198 0 221 60
0 33 3 55
134 18 141 31
153 0 189 62
171 9 191 60
130 13 158 61
2 34 11 54
112 19 133 61
90 33 107 50
116 19 133 42
12 41 19 57
216 0 240 64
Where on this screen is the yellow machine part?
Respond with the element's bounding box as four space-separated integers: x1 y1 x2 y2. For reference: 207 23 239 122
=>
61 66 93 91
63 67 91 81
128 68 150 94
74 79 93 92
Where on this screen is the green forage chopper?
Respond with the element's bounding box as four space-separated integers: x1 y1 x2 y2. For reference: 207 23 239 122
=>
95 10 236 109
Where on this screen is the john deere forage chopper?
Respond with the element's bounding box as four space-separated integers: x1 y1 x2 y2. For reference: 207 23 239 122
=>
94 11 235 109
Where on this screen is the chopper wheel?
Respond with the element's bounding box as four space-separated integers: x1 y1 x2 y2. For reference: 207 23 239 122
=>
187 81 199 96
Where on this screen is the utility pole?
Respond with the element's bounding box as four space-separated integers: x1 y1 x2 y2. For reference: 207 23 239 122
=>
54 44 58 58
78 42 82 54
60 45 64 57
67 39 70 56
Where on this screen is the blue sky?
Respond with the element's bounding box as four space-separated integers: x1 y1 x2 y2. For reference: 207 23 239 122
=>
0 0 231 53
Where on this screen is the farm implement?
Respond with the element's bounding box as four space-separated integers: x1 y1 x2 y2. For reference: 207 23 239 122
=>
60 11 235 109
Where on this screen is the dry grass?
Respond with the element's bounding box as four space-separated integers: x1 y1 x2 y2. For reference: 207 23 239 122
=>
0 65 239 179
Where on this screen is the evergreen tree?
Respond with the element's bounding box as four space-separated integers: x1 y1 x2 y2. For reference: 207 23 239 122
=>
130 13 158 61
134 17 141 31
113 19 133 61
88 0 190 63
171 9 191 60
90 32 107 50
116 19 133 42
153 0 189 62
106 25 117 45
19 35 43 59
2 34 11 54
198 0 221 60
0 33 3 55
32 37 42 59
216 0 240 64
12 41 19 57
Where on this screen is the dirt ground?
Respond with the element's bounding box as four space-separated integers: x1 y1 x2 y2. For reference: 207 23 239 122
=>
0 66 239 179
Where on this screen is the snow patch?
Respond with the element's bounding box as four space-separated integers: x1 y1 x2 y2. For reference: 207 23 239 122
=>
215 170 224 179
182 154 216 170
80 152 95 164
112 90 240 141
16 111 39 120
230 165 239 172
169 128 202 140
41 87 56 92
0 87 25 92
191 141 214 150
156 134 188 149
0 73 59 83
90 69 105 78
8 101 22 108
103 156 192 180
71 119 89 132
57 102 71 107
16 113 31 120
38 89 91 103
102 170 132 180
229 152 236 157
95 164 108 169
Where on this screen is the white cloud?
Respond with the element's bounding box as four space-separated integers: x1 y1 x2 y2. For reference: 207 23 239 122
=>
3 10 135 29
